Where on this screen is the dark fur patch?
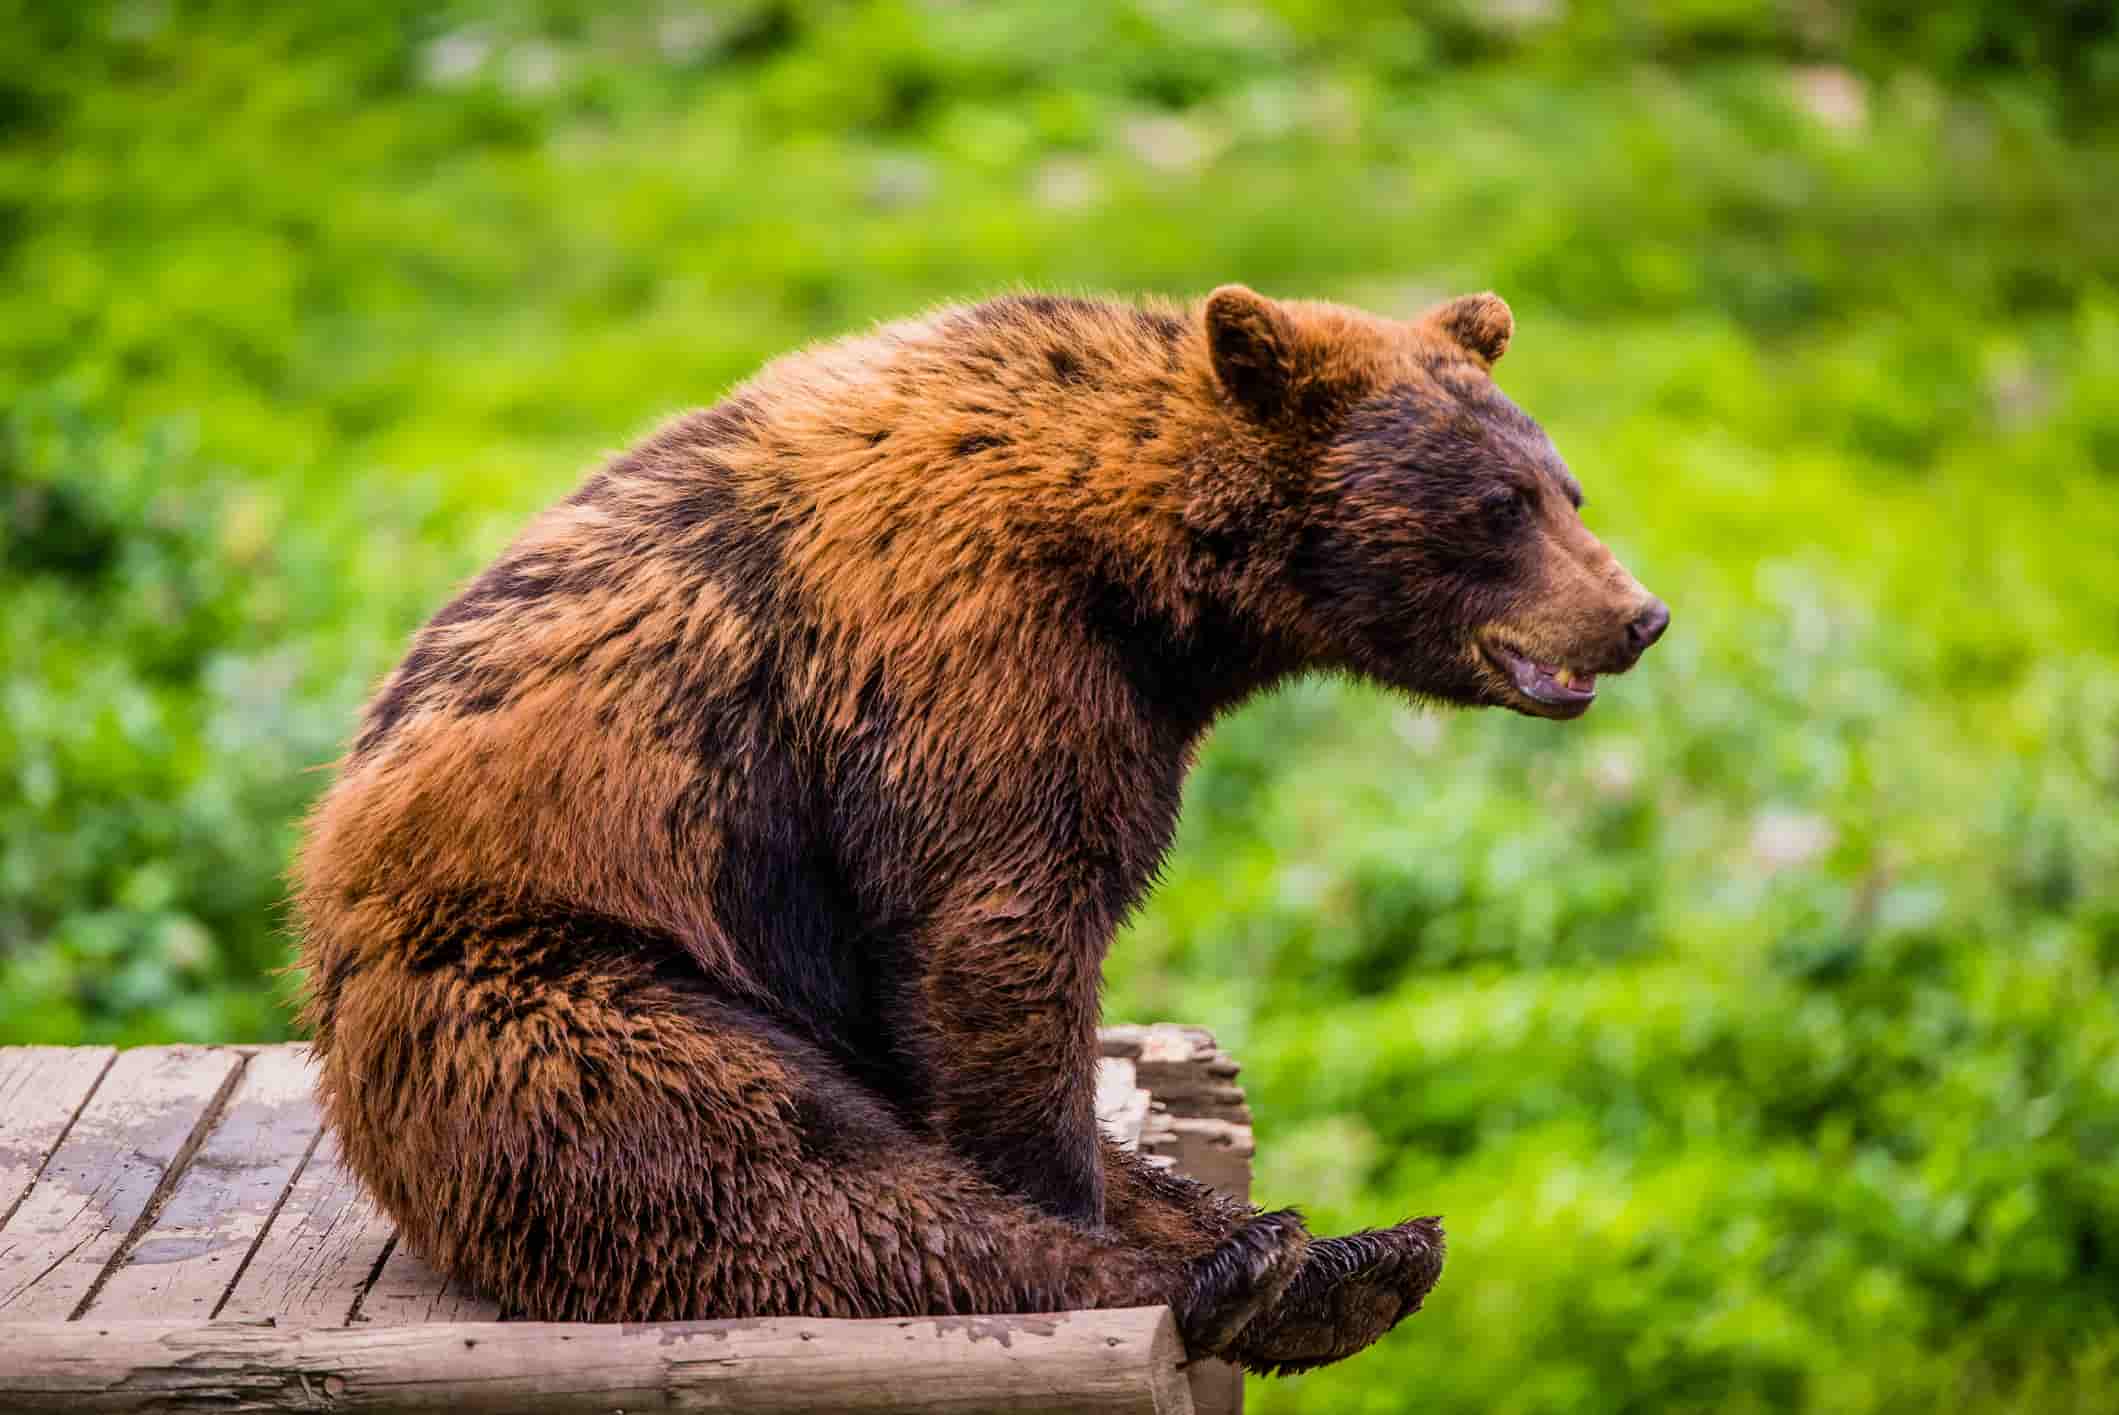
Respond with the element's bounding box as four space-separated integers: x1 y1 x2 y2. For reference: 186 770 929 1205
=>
1076 571 1276 734
564 470 614 506
967 293 1103 329
1046 348 1088 385
1134 308 1186 344
685 394 764 450
432 556 605 628
351 647 440 758
352 543 618 757
705 731 888 1065
954 431 1009 457
649 458 800 632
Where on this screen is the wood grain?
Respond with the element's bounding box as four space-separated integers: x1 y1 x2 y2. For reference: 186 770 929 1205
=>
0 1048 114 1228
84 1047 321 1321
356 1242 503 1325
0 1047 242 1321
215 1128 394 1326
0 1309 1197 1414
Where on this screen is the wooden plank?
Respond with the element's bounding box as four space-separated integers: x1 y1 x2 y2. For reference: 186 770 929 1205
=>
0 1048 115 1228
0 1309 1197 1414
0 1047 243 1322
215 1128 395 1326
356 1241 502 1325
83 1047 320 1321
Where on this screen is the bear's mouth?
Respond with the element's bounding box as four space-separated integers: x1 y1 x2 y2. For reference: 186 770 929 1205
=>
1479 638 1598 719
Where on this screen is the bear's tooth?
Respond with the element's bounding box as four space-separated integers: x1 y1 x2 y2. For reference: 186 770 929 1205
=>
1554 668 1574 689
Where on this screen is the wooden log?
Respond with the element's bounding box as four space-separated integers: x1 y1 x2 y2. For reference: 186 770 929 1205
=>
0 1047 243 1320
0 1309 1197 1414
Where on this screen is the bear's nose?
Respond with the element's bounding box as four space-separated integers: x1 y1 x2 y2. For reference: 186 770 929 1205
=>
1626 598 1671 656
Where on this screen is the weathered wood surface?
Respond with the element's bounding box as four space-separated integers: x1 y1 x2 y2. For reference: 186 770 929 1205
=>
1103 1025 1253 1124
82 1047 321 1321
0 1031 1254 1413
0 1308 1197 1414
1097 1054 1153 1150
0 1046 243 1321
357 1242 504 1325
0 1047 114 1226
1102 1025 1256 1415
214 1130 394 1325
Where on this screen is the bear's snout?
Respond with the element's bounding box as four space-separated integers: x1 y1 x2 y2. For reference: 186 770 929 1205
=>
1623 597 1671 662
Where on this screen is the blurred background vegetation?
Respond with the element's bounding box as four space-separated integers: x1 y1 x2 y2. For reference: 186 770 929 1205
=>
5 1 2118 1409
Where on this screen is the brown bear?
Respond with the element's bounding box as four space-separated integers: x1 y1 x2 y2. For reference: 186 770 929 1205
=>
293 285 1666 1374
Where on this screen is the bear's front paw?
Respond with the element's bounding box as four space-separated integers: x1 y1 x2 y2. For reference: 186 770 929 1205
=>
1229 1215 1445 1376
1171 1207 1310 1358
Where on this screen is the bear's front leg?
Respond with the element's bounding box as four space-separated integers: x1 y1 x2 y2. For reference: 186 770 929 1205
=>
919 891 1110 1227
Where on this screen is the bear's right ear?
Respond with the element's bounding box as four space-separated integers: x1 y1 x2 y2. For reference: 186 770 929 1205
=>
1425 292 1514 366
1205 285 1301 422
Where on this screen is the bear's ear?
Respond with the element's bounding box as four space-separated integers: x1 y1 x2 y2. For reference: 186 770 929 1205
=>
1205 284 1301 421
1426 292 1514 366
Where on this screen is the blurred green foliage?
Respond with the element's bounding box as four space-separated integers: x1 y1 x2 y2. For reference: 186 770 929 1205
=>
4 1 2118 1409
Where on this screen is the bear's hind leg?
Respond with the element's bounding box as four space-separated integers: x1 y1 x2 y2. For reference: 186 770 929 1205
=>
321 944 1303 1353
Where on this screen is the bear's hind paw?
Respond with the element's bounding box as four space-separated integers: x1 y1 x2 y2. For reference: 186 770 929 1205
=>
1171 1207 1311 1358
1232 1215 1445 1376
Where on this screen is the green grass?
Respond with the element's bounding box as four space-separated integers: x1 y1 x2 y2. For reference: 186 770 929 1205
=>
4 3 2117 1409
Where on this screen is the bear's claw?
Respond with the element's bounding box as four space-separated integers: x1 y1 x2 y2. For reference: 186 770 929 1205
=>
1173 1208 1311 1357
1229 1215 1445 1376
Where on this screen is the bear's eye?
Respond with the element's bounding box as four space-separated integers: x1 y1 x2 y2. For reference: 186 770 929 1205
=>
1481 487 1531 528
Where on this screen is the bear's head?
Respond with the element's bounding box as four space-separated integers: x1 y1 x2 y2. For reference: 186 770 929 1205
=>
1197 285 1668 719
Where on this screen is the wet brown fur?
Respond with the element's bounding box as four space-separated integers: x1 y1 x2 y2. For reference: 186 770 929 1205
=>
295 286 1663 1372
